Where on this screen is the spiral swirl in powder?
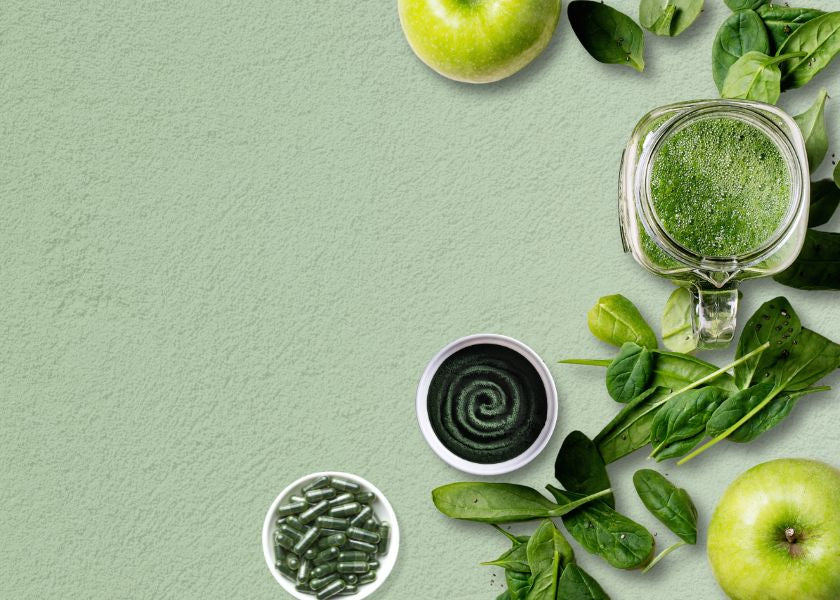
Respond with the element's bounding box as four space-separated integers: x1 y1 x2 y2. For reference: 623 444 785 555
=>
427 344 548 464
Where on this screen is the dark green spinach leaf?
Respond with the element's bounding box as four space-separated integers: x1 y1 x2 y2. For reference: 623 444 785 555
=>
587 294 657 349
556 564 610 600
757 4 824 54
774 230 840 290
794 88 829 170
773 327 840 391
632 469 698 544
547 486 655 570
649 387 728 459
809 179 840 227
482 540 531 573
606 343 654 404
527 519 574 575
595 387 666 464
555 431 614 508
568 1 646 72
734 297 801 389
779 12 840 90
712 10 770 92
432 483 611 523
724 0 767 10
507 569 532 600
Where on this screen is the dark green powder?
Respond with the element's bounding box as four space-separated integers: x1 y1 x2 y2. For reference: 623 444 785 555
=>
649 117 791 258
427 344 547 464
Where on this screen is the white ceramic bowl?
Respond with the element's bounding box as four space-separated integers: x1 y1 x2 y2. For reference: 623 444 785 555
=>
262 471 399 599
416 333 558 475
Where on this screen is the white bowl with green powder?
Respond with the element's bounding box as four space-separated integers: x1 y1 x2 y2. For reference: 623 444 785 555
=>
262 472 399 599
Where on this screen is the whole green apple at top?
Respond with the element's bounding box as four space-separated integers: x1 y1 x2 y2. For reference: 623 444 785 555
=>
398 0 562 83
708 459 840 600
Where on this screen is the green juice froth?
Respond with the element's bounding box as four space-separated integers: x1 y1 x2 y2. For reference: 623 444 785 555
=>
649 117 791 258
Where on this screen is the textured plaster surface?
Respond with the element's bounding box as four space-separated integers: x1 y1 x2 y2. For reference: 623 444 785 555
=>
2 1 840 599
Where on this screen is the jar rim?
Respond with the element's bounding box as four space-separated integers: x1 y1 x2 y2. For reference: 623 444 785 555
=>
634 100 808 271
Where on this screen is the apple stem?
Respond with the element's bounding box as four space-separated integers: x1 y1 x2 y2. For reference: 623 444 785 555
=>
785 527 797 544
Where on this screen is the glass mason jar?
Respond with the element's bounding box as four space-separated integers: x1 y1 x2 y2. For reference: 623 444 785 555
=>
619 99 809 349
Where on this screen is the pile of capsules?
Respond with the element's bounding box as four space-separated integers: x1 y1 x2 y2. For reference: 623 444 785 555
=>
273 475 391 599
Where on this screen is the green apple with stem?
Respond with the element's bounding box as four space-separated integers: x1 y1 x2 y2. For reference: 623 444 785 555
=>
708 459 840 600
398 0 562 83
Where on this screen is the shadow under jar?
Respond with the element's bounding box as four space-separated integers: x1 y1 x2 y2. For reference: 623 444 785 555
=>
619 100 809 349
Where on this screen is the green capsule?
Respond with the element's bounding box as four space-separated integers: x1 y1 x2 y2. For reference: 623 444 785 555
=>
318 528 345 537
337 561 369 574
313 546 339 566
302 476 331 493
279 524 303 542
285 516 305 532
299 500 330 524
344 574 358 585
338 585 358 596
297 559 312 584
355 491 376 504
329 503 361 518
316 578 347 600
327 492 355 508
311 562 337 579
275 560 296 581
367 560 379 570
349 505 373 527
338 551 368 562
346 526 379 544
377 522 390 555
317 533 347 550
331 478 360 493
274 531 295 551
345 539 377 553
305 487 337 503
358 571 377 585
292 527 321 555
277 501 307 518
363 518 378 532
309 573 340 591
296 583 315 595
315 516 349 530
285 554 300 570
290 495 308 505
304 547 318 560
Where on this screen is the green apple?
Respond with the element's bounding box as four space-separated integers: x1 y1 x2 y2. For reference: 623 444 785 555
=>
398 0 562 83
708 459 840 600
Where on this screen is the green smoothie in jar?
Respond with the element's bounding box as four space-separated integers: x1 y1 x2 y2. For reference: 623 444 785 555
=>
647 117 792 259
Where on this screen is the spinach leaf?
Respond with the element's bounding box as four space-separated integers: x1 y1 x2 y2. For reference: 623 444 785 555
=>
547 486 655 570
640 0 676 37
596 387 666 464
632 469 698 544
498 592 512 600
774 230 840 290
587 294 657 349
757 4 824 54
706 382 828 443
649 387 728 459
794 88 829 170
773 327 840 391
526 519 574 575
525 551 559 600
779 12 840 90
568 1 646 72
721 51 805 104
661 287 697 353
507 569 532 600
556 564 610 600
650 351 738 393
652 431 705 461
712 10 770 92
809 179 840 227
606 343 653 404
432 483 611 523
724 0 767 11
555 431 614 508
482 541 531 572
733 297 801 389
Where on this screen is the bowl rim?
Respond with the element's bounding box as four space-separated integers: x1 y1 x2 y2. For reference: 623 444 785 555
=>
262 471 400 599
415 333 558 475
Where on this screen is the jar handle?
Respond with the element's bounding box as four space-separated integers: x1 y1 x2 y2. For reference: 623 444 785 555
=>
690 285 739 349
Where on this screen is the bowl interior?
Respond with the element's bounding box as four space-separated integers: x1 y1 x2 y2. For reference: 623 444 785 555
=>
416 333 558 475
262 471 400 600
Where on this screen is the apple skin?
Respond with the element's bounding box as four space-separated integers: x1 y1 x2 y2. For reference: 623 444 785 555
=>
708 459 840 600
398 0 562 83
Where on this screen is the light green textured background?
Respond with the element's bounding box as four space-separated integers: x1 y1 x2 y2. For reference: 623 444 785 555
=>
3 2 840 598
